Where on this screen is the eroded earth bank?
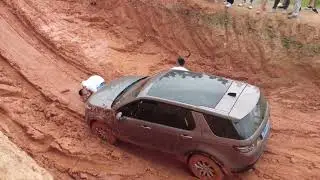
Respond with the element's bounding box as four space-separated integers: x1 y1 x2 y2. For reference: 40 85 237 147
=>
0 0 319 179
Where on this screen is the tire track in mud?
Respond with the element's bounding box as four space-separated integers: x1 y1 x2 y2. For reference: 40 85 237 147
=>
0 14 84 115
0 2 130 179
0 56 79 179
0 3 194 180
1 0 97 77
1 0 320 180
0 52 164 179
0 54 168 180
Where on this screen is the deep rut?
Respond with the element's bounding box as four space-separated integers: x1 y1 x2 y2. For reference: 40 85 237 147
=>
0 0 319 180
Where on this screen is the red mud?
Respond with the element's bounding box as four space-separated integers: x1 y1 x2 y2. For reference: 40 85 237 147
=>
0 0 319 179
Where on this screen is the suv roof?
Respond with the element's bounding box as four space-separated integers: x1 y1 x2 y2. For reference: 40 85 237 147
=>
139 70 233 109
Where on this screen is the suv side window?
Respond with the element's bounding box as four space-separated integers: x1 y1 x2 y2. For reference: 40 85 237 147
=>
117 101 140 118
135 100 157 120
119 100 195 130
203 114 240 140
150 102 195 130
118 100 156 120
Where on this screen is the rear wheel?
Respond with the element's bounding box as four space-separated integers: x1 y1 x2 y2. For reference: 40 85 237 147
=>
188 154 224 180
91 121 117 145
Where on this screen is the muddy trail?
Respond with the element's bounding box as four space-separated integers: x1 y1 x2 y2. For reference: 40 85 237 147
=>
0 0 319 179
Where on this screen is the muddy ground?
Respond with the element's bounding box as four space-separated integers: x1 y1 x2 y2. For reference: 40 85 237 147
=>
0 131 53 180
0 0 319 179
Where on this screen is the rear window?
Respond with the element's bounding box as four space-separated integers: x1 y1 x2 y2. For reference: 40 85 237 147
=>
204 114 241 140
233 94 267 139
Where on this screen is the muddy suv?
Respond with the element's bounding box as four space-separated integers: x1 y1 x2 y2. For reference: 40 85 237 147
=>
85 70 271 179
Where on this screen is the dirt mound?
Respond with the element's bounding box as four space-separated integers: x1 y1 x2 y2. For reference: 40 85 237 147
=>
0 131 53 180
0 0 319 179
4 0 320 111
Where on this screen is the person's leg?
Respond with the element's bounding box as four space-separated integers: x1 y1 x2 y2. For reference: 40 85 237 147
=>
288 0 302 18
273 0 281 9
248 0 254 9
281 0 290 13
278 0 285 8
287 0 291 9
312 0 318 13
282 0 290 9
226 0 234 7
296 0 302 14
308 0 315 7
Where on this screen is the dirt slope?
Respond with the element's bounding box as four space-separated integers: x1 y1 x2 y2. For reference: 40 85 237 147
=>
0 132 53 180
0 0 319 179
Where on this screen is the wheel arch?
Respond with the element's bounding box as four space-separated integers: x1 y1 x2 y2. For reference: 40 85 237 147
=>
88 118 103 128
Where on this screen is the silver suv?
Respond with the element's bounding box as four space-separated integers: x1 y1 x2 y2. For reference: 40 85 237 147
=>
84 70 271 179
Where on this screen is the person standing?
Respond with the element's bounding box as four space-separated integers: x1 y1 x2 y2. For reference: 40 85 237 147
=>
171 56 189 71
79 75 106 101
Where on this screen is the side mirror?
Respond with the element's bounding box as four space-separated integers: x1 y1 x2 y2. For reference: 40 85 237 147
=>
116 112 125 121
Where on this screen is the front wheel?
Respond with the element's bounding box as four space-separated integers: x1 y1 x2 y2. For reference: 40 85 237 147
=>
188 154 224 180
91 121 117 145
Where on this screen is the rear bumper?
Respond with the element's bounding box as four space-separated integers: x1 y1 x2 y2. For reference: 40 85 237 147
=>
231 118 271 173
230 103 271 172
231 150 263 173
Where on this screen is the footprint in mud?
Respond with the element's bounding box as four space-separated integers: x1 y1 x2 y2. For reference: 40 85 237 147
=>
0 77 14 86
0 105 12 133
0 105 9 115
0 84 22 97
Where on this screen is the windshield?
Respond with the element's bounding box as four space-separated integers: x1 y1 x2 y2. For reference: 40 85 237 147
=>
233 93 267 139
111 77 149 107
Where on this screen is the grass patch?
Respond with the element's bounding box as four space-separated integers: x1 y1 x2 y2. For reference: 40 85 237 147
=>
302 0 320 7
201 12 232 28
281 36 320 56
265 25 276 39
304 44 320 54
281 37 303 49
167 3 232 28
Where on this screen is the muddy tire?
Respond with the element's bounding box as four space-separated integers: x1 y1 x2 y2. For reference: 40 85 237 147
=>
91 121 117 145
188 154 224 180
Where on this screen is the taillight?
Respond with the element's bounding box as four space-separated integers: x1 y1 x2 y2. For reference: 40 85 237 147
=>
233 143 255 153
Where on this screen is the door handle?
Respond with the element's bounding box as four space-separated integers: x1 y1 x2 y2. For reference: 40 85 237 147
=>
140 125 151 130
181 134 192 139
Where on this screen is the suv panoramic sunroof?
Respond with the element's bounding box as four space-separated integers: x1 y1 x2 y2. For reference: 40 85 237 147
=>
147 70 232 108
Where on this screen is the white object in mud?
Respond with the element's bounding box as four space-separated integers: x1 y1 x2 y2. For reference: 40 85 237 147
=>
81 75 105 93
171 66 189 71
